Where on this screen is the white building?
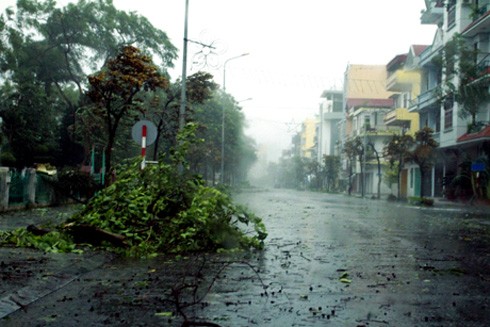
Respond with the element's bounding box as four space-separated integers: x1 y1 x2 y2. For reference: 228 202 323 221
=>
316 90 343 163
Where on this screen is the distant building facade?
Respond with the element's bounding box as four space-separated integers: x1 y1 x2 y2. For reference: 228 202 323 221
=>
316 90 343 163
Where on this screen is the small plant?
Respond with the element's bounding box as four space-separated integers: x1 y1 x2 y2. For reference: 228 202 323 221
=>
408 196 434 206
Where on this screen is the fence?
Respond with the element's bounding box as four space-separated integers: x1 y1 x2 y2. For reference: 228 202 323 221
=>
0 167 57 211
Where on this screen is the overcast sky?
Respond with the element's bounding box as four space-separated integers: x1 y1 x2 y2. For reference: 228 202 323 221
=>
2 0 437 161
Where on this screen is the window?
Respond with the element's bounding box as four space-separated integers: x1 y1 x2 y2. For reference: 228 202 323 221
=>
447 0 456 29
403 93 410 108
444 94 454 129
364 115 371 129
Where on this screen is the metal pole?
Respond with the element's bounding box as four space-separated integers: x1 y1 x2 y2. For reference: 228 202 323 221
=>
141 124 147 170
179 0 189 131
221 53 249 184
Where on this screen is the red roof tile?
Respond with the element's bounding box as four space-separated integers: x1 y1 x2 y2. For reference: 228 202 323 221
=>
386 54 407 70
457 125 490 143
412 45 428 56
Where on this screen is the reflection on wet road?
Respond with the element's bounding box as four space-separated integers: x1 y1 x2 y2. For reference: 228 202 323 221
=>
202 189 490 326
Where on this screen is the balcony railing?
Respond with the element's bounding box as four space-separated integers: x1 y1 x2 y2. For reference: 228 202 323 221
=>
464 57 490 86
474 4 489 20
417 88 439 110
353 126 400 137
478 59 490 77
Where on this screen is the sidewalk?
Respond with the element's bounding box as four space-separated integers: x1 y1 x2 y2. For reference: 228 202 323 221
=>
0 248 111 320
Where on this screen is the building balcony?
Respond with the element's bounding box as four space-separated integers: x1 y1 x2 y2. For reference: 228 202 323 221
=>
420 0 444 25
417 87 439 111
473 4 489 21
419 44 443 67
352 126 400 138
386 70 421 92
462 4 490 38
322 111 344 121
465 60 490 86
383 108 420 135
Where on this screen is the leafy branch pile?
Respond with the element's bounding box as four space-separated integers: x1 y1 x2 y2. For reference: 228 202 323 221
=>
66 157 267 257
0 227 80 254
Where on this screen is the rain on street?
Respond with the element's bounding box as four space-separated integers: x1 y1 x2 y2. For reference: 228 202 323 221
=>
204 189 490 326
1 188 490 326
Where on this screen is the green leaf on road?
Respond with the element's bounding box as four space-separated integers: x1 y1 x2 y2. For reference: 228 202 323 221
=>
155 312 173 317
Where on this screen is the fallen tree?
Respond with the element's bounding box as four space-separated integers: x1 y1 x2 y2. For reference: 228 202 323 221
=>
0 124 267 257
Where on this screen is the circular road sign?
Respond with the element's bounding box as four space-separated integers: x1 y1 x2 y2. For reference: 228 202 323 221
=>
131 120 158 146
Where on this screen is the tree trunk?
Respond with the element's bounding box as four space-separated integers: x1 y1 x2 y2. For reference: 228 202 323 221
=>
359 154 364 197
348 162 352 196
376 161 381 200
397 155 403 200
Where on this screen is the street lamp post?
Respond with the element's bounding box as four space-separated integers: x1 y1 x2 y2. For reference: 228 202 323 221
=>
221 53 249 184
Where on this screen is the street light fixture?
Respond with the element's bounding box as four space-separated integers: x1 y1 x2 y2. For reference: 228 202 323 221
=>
221 53 249 184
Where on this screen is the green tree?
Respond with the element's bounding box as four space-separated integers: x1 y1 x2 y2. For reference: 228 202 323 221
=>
273 154 307 189
322 155 340 192
0 0 177 167
211 93 254 185
0 80 61 167
145 71 218 162
433 34 490 128
343 137 364 196
305 158 321 190
85 45 168 179
408 127 439 198
383 134 414 199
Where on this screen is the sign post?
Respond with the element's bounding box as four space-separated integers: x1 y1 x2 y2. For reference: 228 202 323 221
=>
141 124 148 169
131 120 157 169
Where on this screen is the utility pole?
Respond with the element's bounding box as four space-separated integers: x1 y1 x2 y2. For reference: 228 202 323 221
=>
179 0 189 132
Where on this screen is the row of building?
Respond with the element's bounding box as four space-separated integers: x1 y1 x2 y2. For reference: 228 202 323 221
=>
291 0 490 199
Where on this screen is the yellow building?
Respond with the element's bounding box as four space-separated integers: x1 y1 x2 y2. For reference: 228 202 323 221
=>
383 45 426 135
300 118 317 159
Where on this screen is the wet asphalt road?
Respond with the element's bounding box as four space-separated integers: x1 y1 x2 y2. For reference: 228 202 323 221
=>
1 189 490 326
